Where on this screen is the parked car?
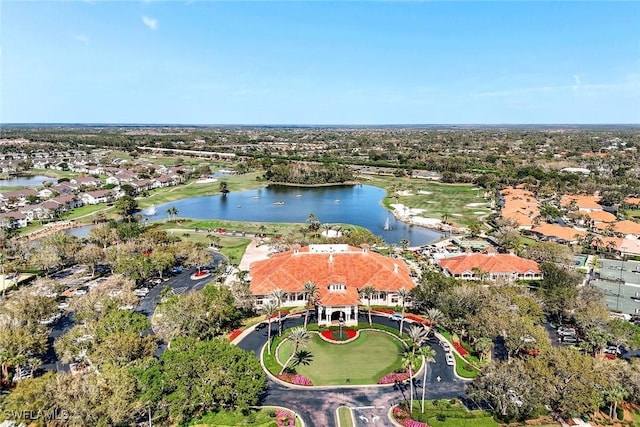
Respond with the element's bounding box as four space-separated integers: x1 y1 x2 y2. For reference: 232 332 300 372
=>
254 322 267 330
561 335 579 344
134 287 149 297
171 266 183 274
149 279 162 286
440 341 451 352
445 353 455 366
603 345 620 355
73 289 87 296
557 326 576 337
57 302 70 310
390 312 403 321
39 313 61 325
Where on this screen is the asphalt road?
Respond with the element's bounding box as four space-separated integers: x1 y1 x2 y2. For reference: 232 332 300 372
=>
237 313 468 427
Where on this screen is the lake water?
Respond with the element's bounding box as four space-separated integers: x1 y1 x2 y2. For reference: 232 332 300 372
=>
0 175 55 187
145 185 441 246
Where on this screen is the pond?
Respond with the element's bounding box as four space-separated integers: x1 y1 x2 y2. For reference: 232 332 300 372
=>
145 184 441 246
0 175 55 187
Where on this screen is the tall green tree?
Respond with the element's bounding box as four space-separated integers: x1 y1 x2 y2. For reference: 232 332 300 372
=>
361 285 376 326
302 281 318 329
279 327 310 374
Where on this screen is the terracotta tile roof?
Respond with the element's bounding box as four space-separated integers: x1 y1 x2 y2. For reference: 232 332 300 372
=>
624 197 640 206
591 236 640 255
560 194 602 210
531 224 587 241
587 210 617 223
249 245 415 304
438 252 540 275
613 220 640 235
500 186 540 227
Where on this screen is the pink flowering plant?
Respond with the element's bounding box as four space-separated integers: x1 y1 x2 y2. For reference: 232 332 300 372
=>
378 371 409 384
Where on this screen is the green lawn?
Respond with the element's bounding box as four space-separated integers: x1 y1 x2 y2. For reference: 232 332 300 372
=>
405 400 498 427
138 172 265 208
277 331 405 385
30 169 79 180
365 176 491 227
337 406 354 427
626 209 640 219
188 407 301 426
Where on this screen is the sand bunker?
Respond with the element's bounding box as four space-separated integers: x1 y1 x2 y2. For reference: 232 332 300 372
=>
418 190 433 195
466 202 486 207
195 178 218 184
396 190 414 196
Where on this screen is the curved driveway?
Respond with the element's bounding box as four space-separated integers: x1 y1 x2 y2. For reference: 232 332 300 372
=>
237 314 468 427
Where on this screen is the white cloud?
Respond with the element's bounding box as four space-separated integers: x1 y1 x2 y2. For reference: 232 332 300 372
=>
142 15 158 30
74 34 90 45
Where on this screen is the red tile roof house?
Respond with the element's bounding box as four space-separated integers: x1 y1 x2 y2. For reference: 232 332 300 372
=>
249 244 415 327
437 247 543 282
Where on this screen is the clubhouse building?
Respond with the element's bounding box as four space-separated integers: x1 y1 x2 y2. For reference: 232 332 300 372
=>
249 244 415 326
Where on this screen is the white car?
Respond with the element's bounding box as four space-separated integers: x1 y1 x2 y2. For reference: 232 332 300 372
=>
445 353 455 366
603 346 620 355
57 302 70 310
390 312 403 321
440 341 451 352
557 326 576 337
134 287 149 297
73 289 87 296
118 304 135 311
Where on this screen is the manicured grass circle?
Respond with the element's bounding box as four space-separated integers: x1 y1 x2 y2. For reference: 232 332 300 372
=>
278 330 405 385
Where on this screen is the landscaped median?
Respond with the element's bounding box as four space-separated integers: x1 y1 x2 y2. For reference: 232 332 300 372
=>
391 399 498 427
263 324 416 387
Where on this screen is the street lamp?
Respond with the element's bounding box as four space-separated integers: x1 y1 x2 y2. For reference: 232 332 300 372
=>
339 314 345 339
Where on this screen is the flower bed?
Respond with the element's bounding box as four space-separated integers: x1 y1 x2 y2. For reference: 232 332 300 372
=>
405 313 433 326
453 341 469 356
392 406 430 427
277 373 313 386
274 408 296 426
320 329 357 341
378 371 409 384
228 329 243 341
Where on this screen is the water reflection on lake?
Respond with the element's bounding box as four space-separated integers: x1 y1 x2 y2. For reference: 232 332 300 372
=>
0 175 55 187
146 185 441 246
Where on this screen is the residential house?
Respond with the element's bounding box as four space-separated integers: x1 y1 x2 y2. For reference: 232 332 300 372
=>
530 223 587 244
70 176 101 189
499 187 540 229
81 190 115 205
0 211 29 229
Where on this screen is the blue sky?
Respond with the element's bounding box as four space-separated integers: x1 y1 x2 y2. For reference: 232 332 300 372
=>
2 1 639 124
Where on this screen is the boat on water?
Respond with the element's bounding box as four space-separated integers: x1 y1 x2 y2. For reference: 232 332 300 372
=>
273 201 285 205
253 196 260 199
334 199 341 203
237 205 242 208
296 194 302 198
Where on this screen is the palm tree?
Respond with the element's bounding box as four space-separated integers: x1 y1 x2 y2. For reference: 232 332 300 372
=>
605 384 627 420
270 288 285 336
292 349 314 367
401 347 420 415
407 325 428 354
419 346 436 413
262 301 277 355
302 281 318 329
400 238 410 252
397 288 410 335
361 285 376 326
166 206 178 222
425 308 444 334
279 327 310 374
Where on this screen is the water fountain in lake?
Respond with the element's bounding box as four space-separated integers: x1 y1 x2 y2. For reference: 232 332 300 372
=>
383 217 391 231
143 205 157 216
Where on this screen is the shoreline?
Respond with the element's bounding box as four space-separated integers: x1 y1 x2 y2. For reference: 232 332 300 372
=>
267 181 359 188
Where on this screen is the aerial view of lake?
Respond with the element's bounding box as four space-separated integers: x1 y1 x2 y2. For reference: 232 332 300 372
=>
0 175 55 187
145 184 441 246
